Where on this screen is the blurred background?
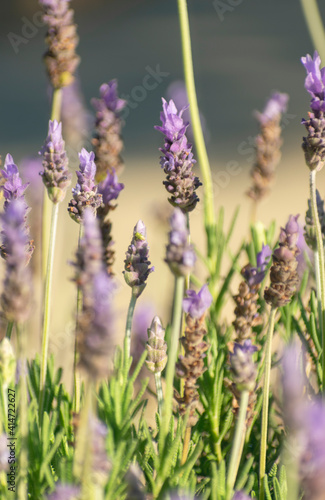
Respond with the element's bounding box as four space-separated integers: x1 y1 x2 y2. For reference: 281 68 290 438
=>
1 0 325 384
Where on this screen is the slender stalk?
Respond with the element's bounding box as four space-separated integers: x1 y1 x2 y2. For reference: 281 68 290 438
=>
259 307 277 500
42 88 63 280
5 321 14 340
300 0 325 63
16 324 28 500
226 390 249 500
310 170 325 390
314 249 323 333
181 426 191 465
177 0 216 258
154 372 163 416
73 225 83 414
39 202 59 420
160 276 185 446
124 293 137 367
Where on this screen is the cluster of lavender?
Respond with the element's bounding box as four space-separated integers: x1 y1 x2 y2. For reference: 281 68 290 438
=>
155 99 201 212
247 92 288 202
39 0 80 88
175 285 212 426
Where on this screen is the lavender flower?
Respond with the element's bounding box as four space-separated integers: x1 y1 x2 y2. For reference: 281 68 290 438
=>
40 120 71 203
242 244 272 287
92 80 127 181
282 343 306 431
145 316 167 374
98 170 124 210
89 416 111 487
131 302 156 366
1 154 29 211
229 340 257 392
123 221 154 298
182 284 213 319
68 148 102 223
1 200 32 323
39 0 80 88
155 98 201 212
74 209 115 379
47 484 80 500
301 52 325 171
264 215 300 307
165 209 196 276
247 91 288 202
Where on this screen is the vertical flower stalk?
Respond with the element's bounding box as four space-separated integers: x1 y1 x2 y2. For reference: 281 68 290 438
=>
260 215 300 500
39 120 71 419
155 98 201 213
301 51 325 388
123 221 154 365
92 80 127 182
160 209 196 446
176 0 216 260
145 316 168 415
247 92 288 220
300 0 325 64
226 341 257 500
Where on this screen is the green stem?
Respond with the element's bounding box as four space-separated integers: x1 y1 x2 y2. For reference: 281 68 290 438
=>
181 426 191 465
259 307 277 500
300 0 325 63
73 225 83 415
124 293 137 367
17 324 28 500
226 390 249 500
160 276 185 446
314 249 323 333
310 170 325 391
39 202 59 421
155 372 163 416
177 0 216 257
5 321 14 340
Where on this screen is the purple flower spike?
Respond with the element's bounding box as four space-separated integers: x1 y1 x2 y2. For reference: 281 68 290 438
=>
40 120 71 204
183 284 213 319
98 170 124 207
68 148 102 223
230 340 257 392
254 92 288 125
47 483 80 500
92 79 126 181
165 208 196 276
155 98 201 212
301 51 325 105
242 244 272 287
1 200 32 323
123 220 154 298
1 154 29 209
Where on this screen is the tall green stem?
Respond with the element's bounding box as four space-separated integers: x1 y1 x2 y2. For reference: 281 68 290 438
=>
160 276 185 446
226 390 249 499
259 307 277 500
300 0 325 63
39 202 59 420
124 294 137 368
177 0 216 259
310 170 325 389
73 225 83 414
17 324 28 500
314 249 323 333
155 372 163 416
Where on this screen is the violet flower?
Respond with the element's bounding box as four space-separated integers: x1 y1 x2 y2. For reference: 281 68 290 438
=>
182 284 213 319
254 92 288 125
1 154 29 211
47 484 80 500
242 244 272 287
98 170 124 209
301 51 325 171
39 0 80 88
123 220 154 298
68 148 102 223
1 200 32 323
61 79 91 149
92 80 127 181
40 120 71 204
89 416 111 486
155 98 202 212
230 340 257 392
165 208 196 276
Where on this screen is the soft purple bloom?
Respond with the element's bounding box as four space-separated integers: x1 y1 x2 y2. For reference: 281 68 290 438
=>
254 92 288 125
89 416 111 485
98 169 124 207
282 343 306 431
131 302 156 364
230 340 257 392
242 244 272 287
155 98 189 141
301 51 325 110
92 80 127 114
183 284 213 319
165 209 196 276
1 154 29 210
124 220 154 298
68 148 102 223
61 79 91 150
47 484 80 500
